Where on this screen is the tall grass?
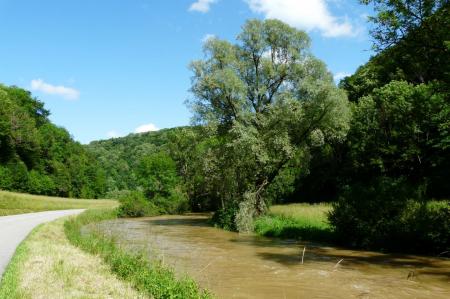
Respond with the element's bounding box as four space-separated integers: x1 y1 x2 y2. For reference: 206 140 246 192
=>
0 190 118 216
64 209 212 299
254 203 335 243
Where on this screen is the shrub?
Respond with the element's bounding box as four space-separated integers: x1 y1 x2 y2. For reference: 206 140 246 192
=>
0 165 13 190
153 188 189 215
27 170 55 195
329 177 450 253
210 202 239 231
117 191 158 218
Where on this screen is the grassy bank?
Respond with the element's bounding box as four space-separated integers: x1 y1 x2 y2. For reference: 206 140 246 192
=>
254 203 335 243
0 215 143 299
0 190 118 216
65 209 212 299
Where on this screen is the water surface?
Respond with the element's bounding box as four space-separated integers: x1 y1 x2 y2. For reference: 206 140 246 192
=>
93 214 450 299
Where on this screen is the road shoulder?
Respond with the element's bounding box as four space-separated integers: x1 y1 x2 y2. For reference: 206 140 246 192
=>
0 216 145 298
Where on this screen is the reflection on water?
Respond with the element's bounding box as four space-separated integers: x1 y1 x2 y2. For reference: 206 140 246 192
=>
92 214 450 299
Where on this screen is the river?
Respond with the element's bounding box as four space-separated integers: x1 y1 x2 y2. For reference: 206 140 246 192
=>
92 214 450 299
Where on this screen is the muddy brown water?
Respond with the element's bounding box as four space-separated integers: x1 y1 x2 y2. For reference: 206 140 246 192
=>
91 214 450 299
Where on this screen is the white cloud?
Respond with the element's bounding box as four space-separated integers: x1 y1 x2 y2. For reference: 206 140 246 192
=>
202 33 216 43
106 130 122 138
31 79 80 100
189 0 217 13
135 123 160 134
245 0 356 37
333 71 351 83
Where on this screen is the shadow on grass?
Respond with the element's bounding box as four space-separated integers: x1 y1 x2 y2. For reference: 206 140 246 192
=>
259 225 336 244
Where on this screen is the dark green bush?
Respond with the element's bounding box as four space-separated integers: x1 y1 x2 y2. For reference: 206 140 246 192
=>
329 177 450 253
117 191 158 218
152 188 189 215
210 202 239 231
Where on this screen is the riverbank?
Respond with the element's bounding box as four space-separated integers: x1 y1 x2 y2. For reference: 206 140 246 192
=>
65 209 212 299
0 215 142 298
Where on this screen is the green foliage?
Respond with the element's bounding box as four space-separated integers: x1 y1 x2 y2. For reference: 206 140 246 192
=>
117 191 159 218
189 19 351 231
86 128 183 192
360 0 448 51
345 81 450 197
138 152 179 198
64 209 212 299
326 3 450 254
210 202 239 231
0 84 106 199
254 203 334 242
329 177 450 253
254 214 334 243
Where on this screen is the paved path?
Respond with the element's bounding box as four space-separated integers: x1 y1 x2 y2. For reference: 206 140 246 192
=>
0 209 84 278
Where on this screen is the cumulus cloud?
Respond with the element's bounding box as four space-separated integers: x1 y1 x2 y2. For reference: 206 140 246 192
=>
31 79 80 100
189 0 217 13
245 0 356 37
135 123 159 134
333 71 351 83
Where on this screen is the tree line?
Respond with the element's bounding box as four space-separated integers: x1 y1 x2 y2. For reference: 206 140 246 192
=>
0 85 106 198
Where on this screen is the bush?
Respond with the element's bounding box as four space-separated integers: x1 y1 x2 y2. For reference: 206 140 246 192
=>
398 201 450 254
0 165 13 190
329 177 450 253
210 202 239 231
153 188 189 215
27 170 55 195
117 191 158 218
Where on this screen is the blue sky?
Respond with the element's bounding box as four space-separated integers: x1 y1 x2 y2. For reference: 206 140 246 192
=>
0 0 374 144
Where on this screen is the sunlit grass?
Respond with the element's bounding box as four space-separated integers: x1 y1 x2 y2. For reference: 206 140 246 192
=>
254 203 334 242
0 190 118 216
269 203 332 229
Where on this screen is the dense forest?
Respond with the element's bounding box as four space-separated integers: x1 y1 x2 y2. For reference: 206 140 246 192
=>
0 84 106 198
0 0 448 253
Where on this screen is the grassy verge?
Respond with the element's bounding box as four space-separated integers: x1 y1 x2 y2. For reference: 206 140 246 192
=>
0 228 32 299
64 209 213 299
254 203 336 243
0 215 144 299
0 190 118 216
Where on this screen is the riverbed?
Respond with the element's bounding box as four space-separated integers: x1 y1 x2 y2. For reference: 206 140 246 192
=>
92 214 450 299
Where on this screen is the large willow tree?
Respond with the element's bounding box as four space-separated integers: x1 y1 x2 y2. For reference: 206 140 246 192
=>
188 19 351 231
